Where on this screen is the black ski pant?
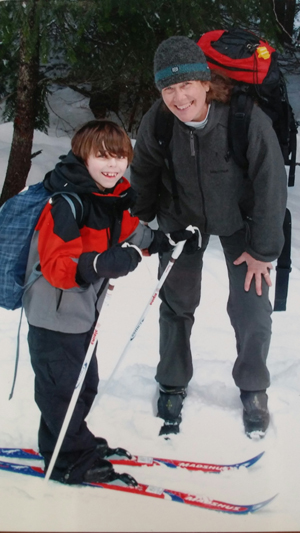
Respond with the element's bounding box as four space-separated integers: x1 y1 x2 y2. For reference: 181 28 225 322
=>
28 323 102 483
156 228 272 392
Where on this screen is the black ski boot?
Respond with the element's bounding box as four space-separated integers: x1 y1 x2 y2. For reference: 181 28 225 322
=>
241 390 270 439
157 385 187 437
95 437 131 460
83 456 137 487
83 457 115 482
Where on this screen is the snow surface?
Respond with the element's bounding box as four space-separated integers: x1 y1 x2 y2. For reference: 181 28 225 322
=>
0 84 300 532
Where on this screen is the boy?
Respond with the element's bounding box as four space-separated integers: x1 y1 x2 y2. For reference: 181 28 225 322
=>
23 119 174 485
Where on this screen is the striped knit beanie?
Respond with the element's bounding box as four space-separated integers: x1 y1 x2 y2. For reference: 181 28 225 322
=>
154 36 211 91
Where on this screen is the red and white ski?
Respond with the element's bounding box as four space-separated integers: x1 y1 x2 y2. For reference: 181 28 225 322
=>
0 458 277 514
0 447 264 473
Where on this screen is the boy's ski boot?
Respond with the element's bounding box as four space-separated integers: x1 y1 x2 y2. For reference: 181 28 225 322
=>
157 385 187 437
241 390 270 439
83 455 137 487
95 437 131 460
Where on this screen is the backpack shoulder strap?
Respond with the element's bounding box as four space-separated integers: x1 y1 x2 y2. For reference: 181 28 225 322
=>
52 192 84 224
274 208 292 311
154 100 175 151
228 87 254 169
61 192 84 223
154 100 181 215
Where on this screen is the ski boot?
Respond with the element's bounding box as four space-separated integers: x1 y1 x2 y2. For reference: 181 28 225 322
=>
157 385 187 437
241 390 270 439
83 456 137 487
95 437 132 460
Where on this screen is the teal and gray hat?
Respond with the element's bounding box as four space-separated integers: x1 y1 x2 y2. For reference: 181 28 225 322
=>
154 36 211 91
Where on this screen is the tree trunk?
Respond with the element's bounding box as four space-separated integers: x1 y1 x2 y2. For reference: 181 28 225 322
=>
273 0 296 45
0 0 40 206
284 0 296 42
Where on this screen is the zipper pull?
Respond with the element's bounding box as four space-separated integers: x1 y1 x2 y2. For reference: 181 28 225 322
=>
190 131 196 156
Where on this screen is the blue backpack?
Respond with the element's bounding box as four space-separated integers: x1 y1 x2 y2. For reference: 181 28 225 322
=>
0 182 82 311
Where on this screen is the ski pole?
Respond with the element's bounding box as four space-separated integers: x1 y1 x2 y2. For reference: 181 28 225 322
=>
99 230 193 397
45 281 115 482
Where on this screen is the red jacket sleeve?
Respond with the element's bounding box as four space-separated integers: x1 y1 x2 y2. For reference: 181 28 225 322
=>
118 211 140 244
36 201 83 289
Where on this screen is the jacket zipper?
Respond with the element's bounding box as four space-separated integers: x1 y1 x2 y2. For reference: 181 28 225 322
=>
190 130 196 156
191 131 208 233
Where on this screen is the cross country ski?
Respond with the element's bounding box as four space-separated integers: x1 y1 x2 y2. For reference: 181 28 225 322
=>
0 447 264 473
0 459 277 514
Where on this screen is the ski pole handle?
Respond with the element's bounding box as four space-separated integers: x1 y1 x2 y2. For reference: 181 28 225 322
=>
167 225 201 260
170 239 186 261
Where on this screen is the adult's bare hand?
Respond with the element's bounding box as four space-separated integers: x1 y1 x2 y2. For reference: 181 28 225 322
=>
233 252 273 296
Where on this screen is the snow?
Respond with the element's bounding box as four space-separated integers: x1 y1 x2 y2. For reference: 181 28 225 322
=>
0 82 300 532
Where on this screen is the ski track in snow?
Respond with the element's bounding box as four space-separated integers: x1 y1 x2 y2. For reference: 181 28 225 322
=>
0 84 300 532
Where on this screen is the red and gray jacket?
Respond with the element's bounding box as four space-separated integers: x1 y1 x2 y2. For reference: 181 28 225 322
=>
23 151 152 334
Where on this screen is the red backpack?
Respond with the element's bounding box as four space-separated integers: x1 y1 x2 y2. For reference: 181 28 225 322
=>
198 29 275 84
198 28 298 186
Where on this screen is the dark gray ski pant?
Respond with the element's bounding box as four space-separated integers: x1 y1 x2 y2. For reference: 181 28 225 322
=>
156 228 272 392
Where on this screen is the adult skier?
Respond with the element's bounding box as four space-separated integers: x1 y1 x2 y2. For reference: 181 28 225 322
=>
130 36 287 438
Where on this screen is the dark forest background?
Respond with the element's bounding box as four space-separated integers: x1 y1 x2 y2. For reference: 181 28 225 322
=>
0 0 299 204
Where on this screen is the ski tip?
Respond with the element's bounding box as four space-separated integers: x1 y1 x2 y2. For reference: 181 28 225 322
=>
244 451 265 468
246 493 278 513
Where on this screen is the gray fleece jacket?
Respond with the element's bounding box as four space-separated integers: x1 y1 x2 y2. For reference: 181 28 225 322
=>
130 99 287 262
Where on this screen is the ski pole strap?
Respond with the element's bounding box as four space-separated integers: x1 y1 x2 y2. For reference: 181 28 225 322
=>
167 225 202 260
274 208 292 311
121 242 143 258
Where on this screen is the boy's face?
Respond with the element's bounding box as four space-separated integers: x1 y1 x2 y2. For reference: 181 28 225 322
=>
161 80 210 122
86 148 128 191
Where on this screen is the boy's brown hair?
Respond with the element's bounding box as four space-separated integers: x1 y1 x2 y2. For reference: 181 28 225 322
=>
71 120 134 164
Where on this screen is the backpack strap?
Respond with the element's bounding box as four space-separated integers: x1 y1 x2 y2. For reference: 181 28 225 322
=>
58 192 84 223
8 307 23 400
154 101 181 215
273 208 292 311
228 87 254 169
287 110 298 187
229 91 292 312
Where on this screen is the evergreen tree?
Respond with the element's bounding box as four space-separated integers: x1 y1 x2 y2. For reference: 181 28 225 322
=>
1 0 298 203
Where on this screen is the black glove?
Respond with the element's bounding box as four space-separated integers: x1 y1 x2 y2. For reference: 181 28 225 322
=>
76 245 141 284
169 228 201 255
148 230 174 255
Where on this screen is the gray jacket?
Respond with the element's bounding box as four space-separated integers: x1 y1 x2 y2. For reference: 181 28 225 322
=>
130 99 287 262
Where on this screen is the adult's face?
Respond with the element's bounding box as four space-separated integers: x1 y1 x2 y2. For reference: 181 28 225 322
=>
161 80 210 122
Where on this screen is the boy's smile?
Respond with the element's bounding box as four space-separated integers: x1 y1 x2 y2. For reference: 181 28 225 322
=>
86 147 128 191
